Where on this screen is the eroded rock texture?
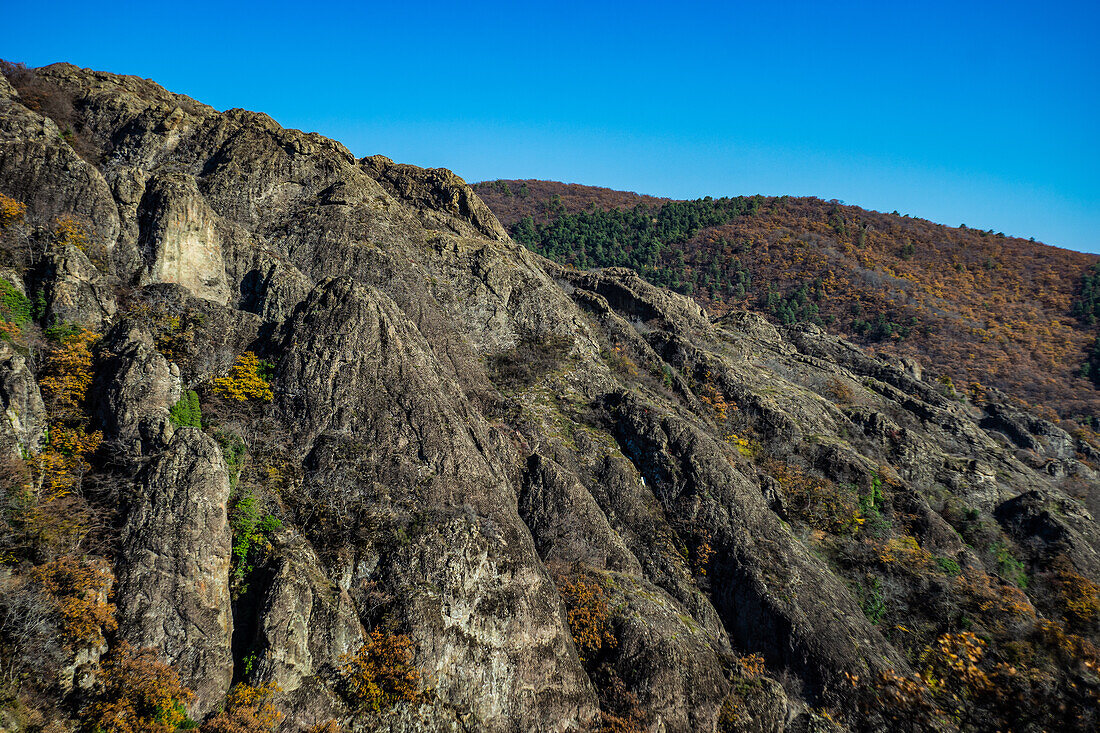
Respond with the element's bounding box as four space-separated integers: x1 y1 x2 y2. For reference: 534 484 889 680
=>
0 61 1097 733
115 430 234 714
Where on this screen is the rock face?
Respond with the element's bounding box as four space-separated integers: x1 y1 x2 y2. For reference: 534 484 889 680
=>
92 323 180 454
114 429 234 715
137 172 230 303
0 341 45 459
41 244 116 328
1 61 1099 733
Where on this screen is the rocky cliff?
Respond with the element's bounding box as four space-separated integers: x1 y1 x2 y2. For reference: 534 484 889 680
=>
0 62 1097 733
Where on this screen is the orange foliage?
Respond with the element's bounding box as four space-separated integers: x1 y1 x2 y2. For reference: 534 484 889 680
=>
30 329 102 532
764 460 864 535
29 555 116 644
52 215 89 251
844 669 939 731
875 535 934 574
919 632 993 696
87 642 194 733
824 377 856 404
478 183 1100 421
1031 618 1100 673
953 568 1036 634
0 192 26 229
337 629 422 713
736 652 767 678
693 541 714 576
39 328 99 418
554 571 617 663
202 683 283 733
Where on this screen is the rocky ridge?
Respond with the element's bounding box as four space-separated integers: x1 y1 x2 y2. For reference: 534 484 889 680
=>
0 62 1096 732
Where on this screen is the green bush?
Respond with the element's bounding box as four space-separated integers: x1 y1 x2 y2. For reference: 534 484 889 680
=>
228 487 282 591
935 556 961 576
0 278 31 326
215 431 247 488
44 322 81 343
992 541 1028 588
168 390 202 428
861 575 887 624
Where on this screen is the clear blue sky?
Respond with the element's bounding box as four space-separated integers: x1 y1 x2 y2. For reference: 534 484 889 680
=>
3 1 1098 252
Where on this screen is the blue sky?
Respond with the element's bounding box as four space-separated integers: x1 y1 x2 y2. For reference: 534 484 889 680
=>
3 1 1098 252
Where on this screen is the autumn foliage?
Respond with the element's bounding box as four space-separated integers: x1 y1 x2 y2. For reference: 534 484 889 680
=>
476 182 1100 423
39 328 99 418
52 215 89 251
1051 556 1100 631
0 192 26 229
763 459 865 535
29 555 116 645
554 570 617 664
20 329 102 555
213 352 274 402
35 329 102 484
202 683 283 733
87 642 194 733
336 629 422 714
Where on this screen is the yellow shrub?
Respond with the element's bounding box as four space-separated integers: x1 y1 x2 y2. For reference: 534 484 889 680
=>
764 460 864 535
736 652 767 678
0 193 26 229
52 215 89 250
203 682 283 733
919 632 990 695
34 329 102 501
554 571 617 663
696 370 733 423
337 629 422 713
39 329 99 418
1051 557 1100 629
876 535 934 573
213 352 274 402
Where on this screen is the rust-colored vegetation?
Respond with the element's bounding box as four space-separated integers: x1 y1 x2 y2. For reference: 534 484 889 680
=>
336 628 423 714
476 182 1100 425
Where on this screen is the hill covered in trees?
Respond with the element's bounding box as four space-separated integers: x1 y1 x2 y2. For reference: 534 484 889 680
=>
474 180 1100 428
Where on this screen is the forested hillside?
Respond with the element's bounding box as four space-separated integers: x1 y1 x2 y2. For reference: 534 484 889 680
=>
474 180 1100 426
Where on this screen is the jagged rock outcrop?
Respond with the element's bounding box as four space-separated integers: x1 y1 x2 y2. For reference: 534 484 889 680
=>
995 490 1100 577
1 62 1098 733
362 155 508 241
247 527 363 728
92 323 180 454
136 172 230 303
114 429 234 715
520 453 642 573
40 243 116 328
0 341 45 459
272 276 599 731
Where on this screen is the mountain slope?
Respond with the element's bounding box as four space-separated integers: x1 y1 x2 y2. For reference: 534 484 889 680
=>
473 180 1100 425
0 63 1097 733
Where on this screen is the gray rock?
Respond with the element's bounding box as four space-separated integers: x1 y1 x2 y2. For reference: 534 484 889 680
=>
42 244 115 328
115 429 233 715
92 323 180 454
0 341 45 459
136 172 230 304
